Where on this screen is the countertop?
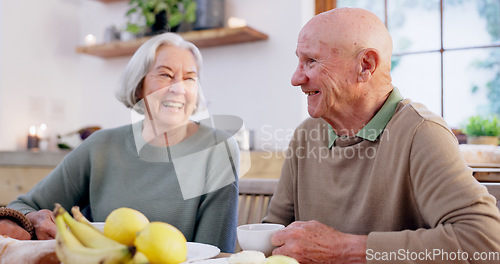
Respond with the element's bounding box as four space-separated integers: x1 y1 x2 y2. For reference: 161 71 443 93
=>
0 150 70 167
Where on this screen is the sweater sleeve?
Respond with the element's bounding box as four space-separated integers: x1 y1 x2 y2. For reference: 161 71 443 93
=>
7 141 92 215
262 134 297 226
367 120 500 264
192 137 240 253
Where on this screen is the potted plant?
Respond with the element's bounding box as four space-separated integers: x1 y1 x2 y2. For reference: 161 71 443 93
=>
462 115 500 145
125 0 197 35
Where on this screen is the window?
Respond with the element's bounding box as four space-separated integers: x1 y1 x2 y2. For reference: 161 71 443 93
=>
336 0 500 128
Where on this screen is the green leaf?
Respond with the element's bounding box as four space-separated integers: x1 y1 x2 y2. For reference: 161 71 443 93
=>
184 1 197 23
463 115 500 136
155 2 168 13
126 23 141 34
146 0 157 10
145 12 156 26
168 12 183 28
125 7 137 16
471 85 479 93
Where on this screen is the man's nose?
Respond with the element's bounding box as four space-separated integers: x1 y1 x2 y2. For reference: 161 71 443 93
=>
291 65 307 87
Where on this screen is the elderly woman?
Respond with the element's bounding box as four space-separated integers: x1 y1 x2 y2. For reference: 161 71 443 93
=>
2 33 240 253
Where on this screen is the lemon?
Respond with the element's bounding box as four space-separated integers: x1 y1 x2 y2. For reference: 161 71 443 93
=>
134 222 187 264
103 207 150 246
265 255 300 264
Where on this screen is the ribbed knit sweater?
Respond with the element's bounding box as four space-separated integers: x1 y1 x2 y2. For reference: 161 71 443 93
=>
9 123 239 253
264 99 500 263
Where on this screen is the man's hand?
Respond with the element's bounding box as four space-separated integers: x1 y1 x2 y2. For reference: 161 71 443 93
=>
0 219 31 240
271 220 368 264
26 210 56 240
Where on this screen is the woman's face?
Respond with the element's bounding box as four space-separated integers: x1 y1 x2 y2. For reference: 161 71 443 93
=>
141 45 199 128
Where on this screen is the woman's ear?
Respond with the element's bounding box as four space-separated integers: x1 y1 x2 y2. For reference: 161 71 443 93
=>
134 79 145 102
357 49 380 83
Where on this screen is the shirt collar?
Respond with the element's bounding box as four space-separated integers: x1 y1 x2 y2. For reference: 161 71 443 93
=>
328 87 403 148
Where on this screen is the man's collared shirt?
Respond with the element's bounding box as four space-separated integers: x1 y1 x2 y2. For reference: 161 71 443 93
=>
328 88 404 148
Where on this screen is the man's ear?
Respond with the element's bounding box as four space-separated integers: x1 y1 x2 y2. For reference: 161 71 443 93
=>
357 49 380 83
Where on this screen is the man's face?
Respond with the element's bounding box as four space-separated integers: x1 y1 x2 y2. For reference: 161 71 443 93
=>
291 23 361 121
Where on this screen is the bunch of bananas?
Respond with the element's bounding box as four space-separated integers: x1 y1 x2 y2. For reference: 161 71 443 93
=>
53 203 148 264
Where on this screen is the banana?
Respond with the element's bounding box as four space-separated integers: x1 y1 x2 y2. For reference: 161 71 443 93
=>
53 204 134 264
71 206 93 227
55 204 124 249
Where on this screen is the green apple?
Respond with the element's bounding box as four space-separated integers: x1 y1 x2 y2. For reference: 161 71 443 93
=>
265 255 300 264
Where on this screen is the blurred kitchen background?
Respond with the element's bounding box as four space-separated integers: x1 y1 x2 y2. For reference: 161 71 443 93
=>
0 0 498 152
0 0 499 206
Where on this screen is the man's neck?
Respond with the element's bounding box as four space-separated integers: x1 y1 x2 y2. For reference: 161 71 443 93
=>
325 87 392 136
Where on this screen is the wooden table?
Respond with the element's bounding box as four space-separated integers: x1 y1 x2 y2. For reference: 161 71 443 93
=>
215 253 231 258
470 164 500 182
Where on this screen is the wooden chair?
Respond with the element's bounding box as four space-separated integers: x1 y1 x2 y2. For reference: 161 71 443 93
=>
236 178 279 252
238 178 279 226
481 182 500 210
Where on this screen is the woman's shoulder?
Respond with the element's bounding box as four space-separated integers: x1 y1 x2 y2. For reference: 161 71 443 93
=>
85 124 132 142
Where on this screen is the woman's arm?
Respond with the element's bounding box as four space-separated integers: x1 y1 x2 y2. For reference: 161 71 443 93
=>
7 139 94 239
194 137 240 253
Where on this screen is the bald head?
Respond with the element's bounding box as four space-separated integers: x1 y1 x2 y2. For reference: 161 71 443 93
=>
300 8 393 74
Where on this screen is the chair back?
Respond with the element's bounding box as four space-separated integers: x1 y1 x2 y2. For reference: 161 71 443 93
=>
236 178 279 252
238 178 279 226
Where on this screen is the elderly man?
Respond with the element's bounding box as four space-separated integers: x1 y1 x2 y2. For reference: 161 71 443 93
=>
263 7 500 264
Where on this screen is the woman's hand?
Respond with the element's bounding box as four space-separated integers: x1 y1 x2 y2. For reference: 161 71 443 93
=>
26 210 57 240
0 219 31 240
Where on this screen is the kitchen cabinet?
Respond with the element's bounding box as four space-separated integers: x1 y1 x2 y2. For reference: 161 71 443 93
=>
0 151 69 206
76 26 268 58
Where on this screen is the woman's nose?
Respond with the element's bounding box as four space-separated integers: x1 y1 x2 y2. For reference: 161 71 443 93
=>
291 65 307 86
169 81 187 94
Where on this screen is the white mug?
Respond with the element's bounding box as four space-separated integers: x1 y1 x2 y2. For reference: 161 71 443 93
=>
237 223 285 256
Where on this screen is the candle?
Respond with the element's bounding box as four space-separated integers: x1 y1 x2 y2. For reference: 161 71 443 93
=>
84 34 97 46
37 123 49 151
27 125 39 150
228 17 247 28
37 123 47 139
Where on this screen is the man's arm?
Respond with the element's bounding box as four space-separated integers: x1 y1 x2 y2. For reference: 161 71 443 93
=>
262 147 297 226
367 121 500 263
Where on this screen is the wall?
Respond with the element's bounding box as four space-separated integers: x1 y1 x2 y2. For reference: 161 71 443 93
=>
0 0 3 146
0 0 313 151
0 0 82 150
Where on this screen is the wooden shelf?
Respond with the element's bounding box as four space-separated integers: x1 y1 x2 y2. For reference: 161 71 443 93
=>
76 26 268 58
94 0 125 3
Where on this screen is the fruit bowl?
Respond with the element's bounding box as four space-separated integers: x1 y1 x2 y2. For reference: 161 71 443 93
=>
90 222 105 232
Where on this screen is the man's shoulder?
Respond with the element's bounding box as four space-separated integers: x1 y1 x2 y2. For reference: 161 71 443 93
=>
393 99 452 134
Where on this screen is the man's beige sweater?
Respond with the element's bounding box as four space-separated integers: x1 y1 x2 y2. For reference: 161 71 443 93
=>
264 99 500 263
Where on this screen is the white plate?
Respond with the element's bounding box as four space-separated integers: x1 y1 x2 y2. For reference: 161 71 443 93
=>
186 242 221 262
188 259 228 264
